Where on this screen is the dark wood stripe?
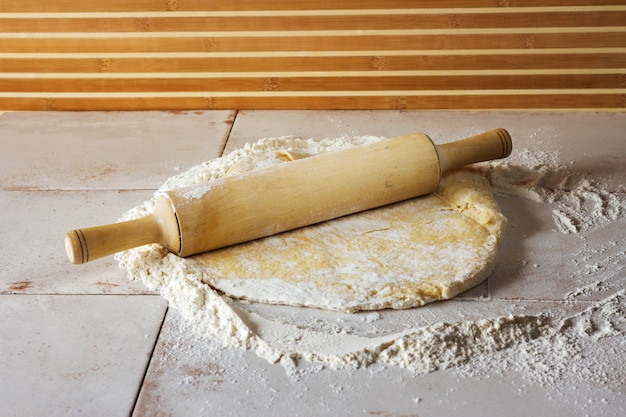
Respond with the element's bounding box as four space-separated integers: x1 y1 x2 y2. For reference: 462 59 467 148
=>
2 32 624 53
0 73 623 92
2 53 624 73
5 0 625 12
2 94 623 111
1 11 624 33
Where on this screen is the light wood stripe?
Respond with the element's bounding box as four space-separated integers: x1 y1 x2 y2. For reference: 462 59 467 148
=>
2 26 625 38
1 2 624 111
2 68 621 78
4 48 625 57
3 89 624 98
4 48 624 60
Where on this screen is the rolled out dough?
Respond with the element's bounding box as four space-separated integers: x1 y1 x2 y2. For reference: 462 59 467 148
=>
119 136 507 312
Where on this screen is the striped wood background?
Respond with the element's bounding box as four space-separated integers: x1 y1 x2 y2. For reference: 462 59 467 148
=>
1 0 625 111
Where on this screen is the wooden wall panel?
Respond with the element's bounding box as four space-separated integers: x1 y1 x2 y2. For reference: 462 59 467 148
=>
0 1 624 111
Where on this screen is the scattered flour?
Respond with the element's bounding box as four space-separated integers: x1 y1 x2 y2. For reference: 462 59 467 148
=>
477 148 626 234
456 289 626 406
117 135 625 399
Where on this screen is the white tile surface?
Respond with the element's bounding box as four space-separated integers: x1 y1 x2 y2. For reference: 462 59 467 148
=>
0 190 154 294
1 110 236 294
0 111 235 190
226 110 623 190
0 294 166 417
134 308 625 417
494 218 626 302
2 110 624 417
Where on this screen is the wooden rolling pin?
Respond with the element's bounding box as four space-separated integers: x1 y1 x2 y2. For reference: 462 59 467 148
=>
65 128 512 264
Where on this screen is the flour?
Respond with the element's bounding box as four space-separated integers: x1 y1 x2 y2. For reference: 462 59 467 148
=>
159 135 382 193
117 134 625 395
456 290 626 396
183 183 214 200
477 148 626 234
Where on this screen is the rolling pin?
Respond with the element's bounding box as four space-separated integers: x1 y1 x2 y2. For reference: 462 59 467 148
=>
65 128 512 264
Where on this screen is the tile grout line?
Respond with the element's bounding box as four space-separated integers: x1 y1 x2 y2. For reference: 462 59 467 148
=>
128 110 237 416
219 109 239 157
0 292 161 296
0 187 159 192
129 305 169 417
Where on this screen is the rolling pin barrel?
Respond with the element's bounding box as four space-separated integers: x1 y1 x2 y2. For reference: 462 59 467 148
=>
65 128 512 264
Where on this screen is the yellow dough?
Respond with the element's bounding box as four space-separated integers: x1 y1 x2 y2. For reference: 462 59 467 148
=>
192 144 505 312
120 136 507 313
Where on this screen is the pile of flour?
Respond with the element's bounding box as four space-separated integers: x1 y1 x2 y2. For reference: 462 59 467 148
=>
117 135 625 386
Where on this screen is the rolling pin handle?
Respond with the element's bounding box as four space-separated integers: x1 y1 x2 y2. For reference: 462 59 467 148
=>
65 230 88 265
65 216 163 264
436 128 512 174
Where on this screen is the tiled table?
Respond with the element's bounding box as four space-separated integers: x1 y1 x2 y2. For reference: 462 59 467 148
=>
1 110 624 417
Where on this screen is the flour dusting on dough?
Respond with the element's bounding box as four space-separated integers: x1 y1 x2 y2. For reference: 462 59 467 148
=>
119 135 506 313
